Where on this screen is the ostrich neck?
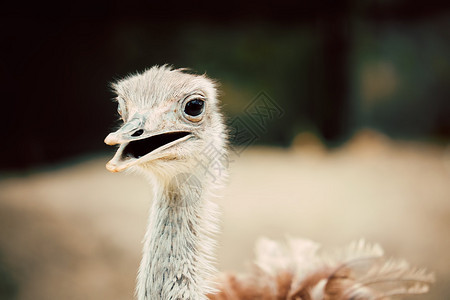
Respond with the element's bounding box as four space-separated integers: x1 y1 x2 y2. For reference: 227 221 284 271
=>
136 170 219 300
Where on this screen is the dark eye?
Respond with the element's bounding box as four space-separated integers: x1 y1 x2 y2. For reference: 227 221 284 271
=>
184 99 204 117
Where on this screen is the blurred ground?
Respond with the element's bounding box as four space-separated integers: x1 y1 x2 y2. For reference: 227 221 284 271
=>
0 130 449 300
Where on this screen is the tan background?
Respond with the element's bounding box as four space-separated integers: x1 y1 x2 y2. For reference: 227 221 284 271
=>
0 130 449 299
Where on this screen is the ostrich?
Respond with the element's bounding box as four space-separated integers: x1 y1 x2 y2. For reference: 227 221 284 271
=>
104 65 433 300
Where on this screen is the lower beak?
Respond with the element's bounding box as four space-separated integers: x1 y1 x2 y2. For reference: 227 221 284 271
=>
106 143 133 172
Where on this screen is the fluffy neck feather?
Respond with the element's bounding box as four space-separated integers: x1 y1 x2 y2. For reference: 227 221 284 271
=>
136 159 224 300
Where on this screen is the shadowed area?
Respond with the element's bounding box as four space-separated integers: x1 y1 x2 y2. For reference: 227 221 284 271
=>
123 132 191 159
0 131 449 299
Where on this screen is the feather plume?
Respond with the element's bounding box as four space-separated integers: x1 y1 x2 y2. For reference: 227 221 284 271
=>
209 238 434 300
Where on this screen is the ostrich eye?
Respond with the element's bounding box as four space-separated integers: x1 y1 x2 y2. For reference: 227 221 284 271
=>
184 99 204 117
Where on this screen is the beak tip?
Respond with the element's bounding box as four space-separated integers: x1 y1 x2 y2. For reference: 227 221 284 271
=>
104 136 114 146
104 132 122 145
106 161 119 173
106 158 131 173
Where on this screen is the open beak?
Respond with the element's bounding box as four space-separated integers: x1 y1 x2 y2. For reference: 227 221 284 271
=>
104 120 192 172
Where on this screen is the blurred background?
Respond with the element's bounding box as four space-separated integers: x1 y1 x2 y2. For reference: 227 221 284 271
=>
1 1 449 299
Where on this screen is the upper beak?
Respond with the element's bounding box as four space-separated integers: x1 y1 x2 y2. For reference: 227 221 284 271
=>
104 117 143 146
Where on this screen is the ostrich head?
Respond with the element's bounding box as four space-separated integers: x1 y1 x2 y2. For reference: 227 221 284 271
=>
104 65 226 182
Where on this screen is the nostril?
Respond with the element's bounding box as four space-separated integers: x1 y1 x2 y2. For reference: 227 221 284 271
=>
131 129 144 137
